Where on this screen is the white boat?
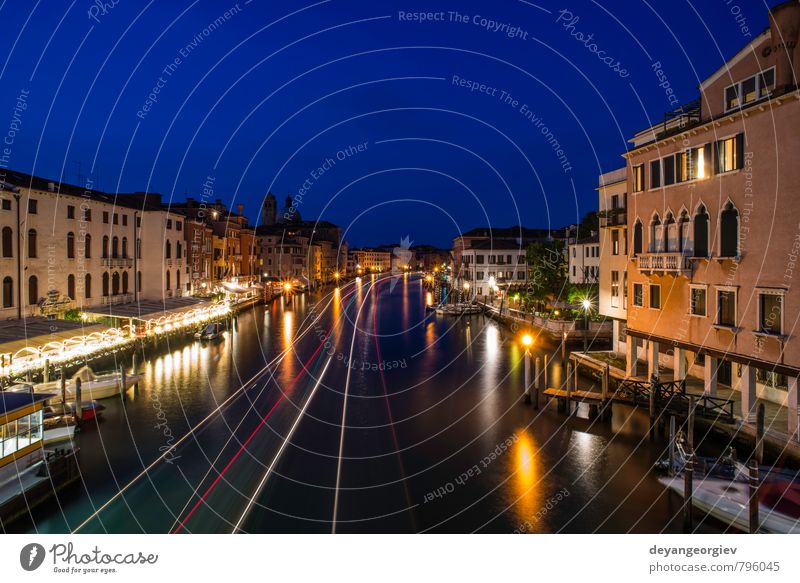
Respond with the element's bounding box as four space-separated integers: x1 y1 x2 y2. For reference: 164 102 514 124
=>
194 322 224 341
22 365 140 403
660 474 800 533
43 424 76 446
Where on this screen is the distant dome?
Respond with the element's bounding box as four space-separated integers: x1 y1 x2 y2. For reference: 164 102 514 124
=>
278 194 301 223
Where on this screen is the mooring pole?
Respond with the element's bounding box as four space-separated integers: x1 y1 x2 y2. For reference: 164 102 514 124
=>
60 365 67 417
120 364 127 402
668 416 676 477
534 356 541 410
749 403 765 534
75 377 83 428
683 397 695 533
523 350 531 405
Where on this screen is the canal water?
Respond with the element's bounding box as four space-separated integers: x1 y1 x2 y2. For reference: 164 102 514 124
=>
14 275 728 534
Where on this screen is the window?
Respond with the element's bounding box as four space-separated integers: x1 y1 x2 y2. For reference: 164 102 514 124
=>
693 206 709 258
1 198 10 210
27 229 37 258
176 221 182 231
165 270 171 290
623 271 628 308
122 271 129 294
122 214 128 226
28 199 37 214
758 291 783 335
663 155 676 186
690 286 706 316
102 272 109 297
650 159 661 189
632 164 645 192
85 274 92 298
714 134 743 173
725 68 775 111
113 213 119 225
2 226 12 257
572 247 576 258
664 213 677 252
176 241 182 259
84 234 91 258
137 271 142 292
476 271 484 280
633 221 643 256
611 194 619 209
28 275 38 305
165 240 171 259
717 289 736 327
2 276 12 307
112 236 119 258
84 208 91 222
633 283 644 307
649 215 662 253
476 255 484 264
585 247 589 257
67 205 75 219
719 202 739 257
103 211 109 224
167 219 173 229
67 232 75 259
112 272 120 295
649 284 661 309
67 274 75 300
612 230 619 255
102 236 109 258
176 270 180 290
122 237 128 258
611 271 620 308
572 266 576 277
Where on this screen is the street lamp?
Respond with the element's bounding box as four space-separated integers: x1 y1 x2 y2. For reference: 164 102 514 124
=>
521 334 533 404
581 298 592 353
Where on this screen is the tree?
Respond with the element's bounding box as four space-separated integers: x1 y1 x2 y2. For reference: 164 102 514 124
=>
523 239 566 311
578 211 599 239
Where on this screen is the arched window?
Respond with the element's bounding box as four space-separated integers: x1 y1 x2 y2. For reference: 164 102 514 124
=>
67 274 76 300
649 215 662 253
27 229 37 258
632 220 643 256
2 227 13 257
176 241 182 259
102 272 109 297
122 271 129 294
720 202 740 257
112 236 119 258
664 212 677 253
122 237 128 258
2 277 12 307
102 236 109 258
85 274 92 298
678 210 691 254
137 271 142 292
693 205 710 258
165 240 171 259
165 270 170 290
85 234 92 258
67 232 75 259
28 275 38 305
112 272 120 295
176 269 180 290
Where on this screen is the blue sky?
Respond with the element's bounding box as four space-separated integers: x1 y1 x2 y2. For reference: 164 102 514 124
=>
0 0 775 247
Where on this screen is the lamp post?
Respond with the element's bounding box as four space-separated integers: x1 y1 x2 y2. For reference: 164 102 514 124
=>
521 334 533 404
582 298 592 354
463 281 470 303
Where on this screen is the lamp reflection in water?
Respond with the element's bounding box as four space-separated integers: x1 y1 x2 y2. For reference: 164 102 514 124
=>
425 291 433 307
511 431 545 526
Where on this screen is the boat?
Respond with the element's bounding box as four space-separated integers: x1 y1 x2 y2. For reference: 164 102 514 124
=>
660 474 800 533
13 365 140 402
194 321 225 341
435 304 481 316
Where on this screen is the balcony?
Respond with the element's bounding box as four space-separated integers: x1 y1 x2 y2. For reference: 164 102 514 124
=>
102 257 134 268
656 98 701 140
599 208 627 228
636 252 692 276
101 293 133 306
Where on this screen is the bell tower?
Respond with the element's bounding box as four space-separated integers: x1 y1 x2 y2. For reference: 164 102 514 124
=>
262 192 277 225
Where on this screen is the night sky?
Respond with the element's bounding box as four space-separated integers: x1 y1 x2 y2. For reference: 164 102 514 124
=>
0 1 775 247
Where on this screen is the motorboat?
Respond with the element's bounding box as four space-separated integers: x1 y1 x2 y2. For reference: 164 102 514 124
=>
660 474 800 533
194 321 225 341
15 365 140 402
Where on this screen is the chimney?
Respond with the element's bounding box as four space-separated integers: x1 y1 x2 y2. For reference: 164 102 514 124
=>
237 203 244 216
47 182 56 192
768 1 800 92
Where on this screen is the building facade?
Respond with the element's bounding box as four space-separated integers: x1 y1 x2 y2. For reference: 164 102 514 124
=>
623 0 800 436
568 235 600 284
597 168 629 354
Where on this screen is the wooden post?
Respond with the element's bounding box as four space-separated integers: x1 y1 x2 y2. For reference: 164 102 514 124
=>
566 362 573 415
132 352 138 374
668 416 676 477
534 356 541 410
523 351 531 405
649 383 656 439
602 363 610 420
120 364 127 402
60 365 67 416
683 397 695 533
543 355 548 395
561 332 566 368
75 377 83 427
748 402 765 534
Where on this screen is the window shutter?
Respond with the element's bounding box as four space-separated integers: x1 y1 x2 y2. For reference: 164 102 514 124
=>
712 141 720 175
703 143 713 177
735 133 744 169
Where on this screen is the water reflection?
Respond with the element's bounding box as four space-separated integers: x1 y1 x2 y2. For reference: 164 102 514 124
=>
511 432 544 524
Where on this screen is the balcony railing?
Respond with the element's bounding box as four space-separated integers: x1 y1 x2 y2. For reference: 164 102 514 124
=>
599 208 627 228
637 252 692 276
102 257 134 268
101 293 133 306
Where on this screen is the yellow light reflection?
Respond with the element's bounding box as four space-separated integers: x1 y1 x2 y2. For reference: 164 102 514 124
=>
512 432 544 524
426 291 433 307
282 311 294 348
485 325 499 361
